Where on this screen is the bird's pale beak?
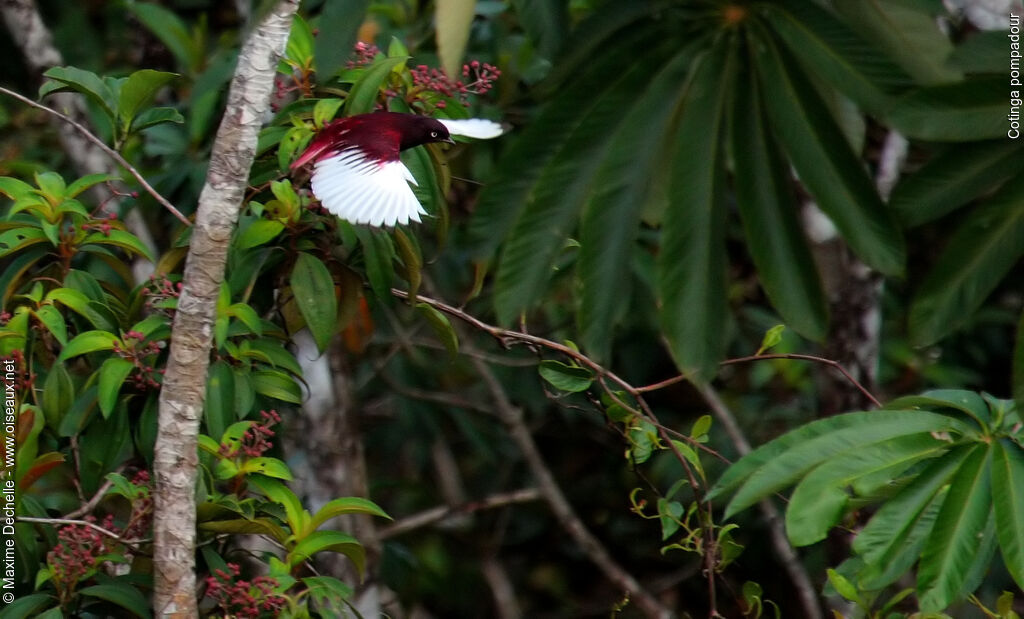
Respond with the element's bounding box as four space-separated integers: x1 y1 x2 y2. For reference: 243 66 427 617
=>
443 136 456 145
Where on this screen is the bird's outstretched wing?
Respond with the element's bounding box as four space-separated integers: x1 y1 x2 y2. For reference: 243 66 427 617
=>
310 149 427 227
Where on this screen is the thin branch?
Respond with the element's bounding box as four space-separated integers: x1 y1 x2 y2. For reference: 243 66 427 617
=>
721 353 882 408
0 85 191 226
471 356 673 619
63 472 119 519
17 516 150 553
696 384 823 619
378 488 542 539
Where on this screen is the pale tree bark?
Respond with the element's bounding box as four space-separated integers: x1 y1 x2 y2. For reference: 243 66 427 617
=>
1 0 158 282
152 2 298 616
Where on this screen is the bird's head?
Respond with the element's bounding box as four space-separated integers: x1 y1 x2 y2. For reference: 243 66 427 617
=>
397 116 456 150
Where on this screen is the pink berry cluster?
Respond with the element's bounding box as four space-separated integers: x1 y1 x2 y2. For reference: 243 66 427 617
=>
140 274 181 316
411 60 501 105
346 41 381 69
112 330 165 390
219 410 282 459
47 514 117 604
204 562 287 618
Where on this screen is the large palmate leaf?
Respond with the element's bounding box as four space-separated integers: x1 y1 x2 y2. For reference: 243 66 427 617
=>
710 391 1024 610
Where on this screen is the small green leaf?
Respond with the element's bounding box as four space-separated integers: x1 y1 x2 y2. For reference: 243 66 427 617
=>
240 457 293 480
291 253 338 354
313 98 343 129
345 56 410 116
58 330 120 361
538 360 593 393
41 364 74 430
119 69 178 131
205 361 236 440
307 497 391 534
81 230 156 262
98 358 134 418
992 440 1024 590
66 173 115 198
252 369 303 404
130 107 184 132
416 303 459 359
33 305 67 346
237 220 285 250
826 568 860 604
756 325 786 355
288 530 364 574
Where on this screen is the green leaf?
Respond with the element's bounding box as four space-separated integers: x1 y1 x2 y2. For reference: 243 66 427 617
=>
992 440 1024 590
577 46 698 362
0 594 57 619
288 530 364 573
353 227 394 302
41 363 74 430
200 518 288 541
657 41 733 381
710 410 973 517
98 358 134 418
40 66 117 120
313 0 372 78
345 56 410 116
827 568 860 604
33 305 67 346
510 0 567 58
66 173 115 198
890 141 1024 227
538 360 593 393
119 69 178 131
306 497 391 535
79 583 151 618
785 433 949 546
1016 311 1024 415
435 0 475 77
252 369 303 404
46 287 110 329
237 219 285 249
313 98 343 129
246 475 308 535
205 361 236 440
240 457 293 480
917 443 993 611
291 253 338 354
130 107 184 132
81 230 156 262
754 37 904 276
57 330 120 361
415 302 459 359
0 228 50 259
284 14 315 70
908 180 1024 346
886 76 1007 141
731 58 828 342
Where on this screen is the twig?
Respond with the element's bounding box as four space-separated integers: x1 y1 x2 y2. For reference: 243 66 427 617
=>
17 516 150 553
63 472 119 519
0 85 191 226
471 357 673 619
378 488 542 539
721 354 881 408
697 385 823 619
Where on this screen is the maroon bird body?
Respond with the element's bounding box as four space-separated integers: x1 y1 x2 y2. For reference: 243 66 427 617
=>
291 112 503 227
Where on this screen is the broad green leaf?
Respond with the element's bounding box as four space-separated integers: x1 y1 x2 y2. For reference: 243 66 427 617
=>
288 530 364 573
302 576 353 610
247 339 303 376
33 305 67 346
237 219 285 249
284 14 315 70
393 228 422 301
917 443 993 611
890 141 1024 227
577 46 698 362
291 252 338 353
240 457 293 480
81 230 156 262
785 433 948 546
66 173 115 198
47 287 112 330
827 568 860 604
908 180 1024 346
79 583 151 618
41 364 74 430
435 0 475 78
0 228 49 259
886 76 1007 141
130 107 184 132
313 0 372 78
885 389 990 429
657 41 732 381
0 594 57 619
40 66 117 120
0 176 35 199
353 227 394 302
252 369 303 404
306 497 391 535
510 0 567 58
754 38 904 276
495 44 675 325
730 57 827 341
947 30 1006 73
246 475 308 535
710 410 974 517
57 330 120 361
98 358 134 418
200 518 288 541
313 98 343 129
205 361 235 440
764 0 912 113
345 56 409 116
992 440 1024 590
119 69 178 131
416 303 459 359
538 360 594 393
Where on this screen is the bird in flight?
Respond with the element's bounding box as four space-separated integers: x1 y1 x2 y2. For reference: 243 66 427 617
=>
291 112 503 227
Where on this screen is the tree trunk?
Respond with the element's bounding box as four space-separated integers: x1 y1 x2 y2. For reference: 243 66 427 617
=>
151 2 298 615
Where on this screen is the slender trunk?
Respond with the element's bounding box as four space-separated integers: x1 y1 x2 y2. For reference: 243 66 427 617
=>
151 3 297 615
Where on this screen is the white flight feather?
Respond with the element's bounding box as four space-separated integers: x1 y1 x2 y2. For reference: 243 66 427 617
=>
437 118 505 139
311 150 426 227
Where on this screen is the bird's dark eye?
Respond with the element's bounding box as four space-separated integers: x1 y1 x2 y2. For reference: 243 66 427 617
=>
430 131 438 138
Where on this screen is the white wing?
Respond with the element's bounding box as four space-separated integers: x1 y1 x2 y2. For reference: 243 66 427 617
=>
310 150 427 227
437 118 505 140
